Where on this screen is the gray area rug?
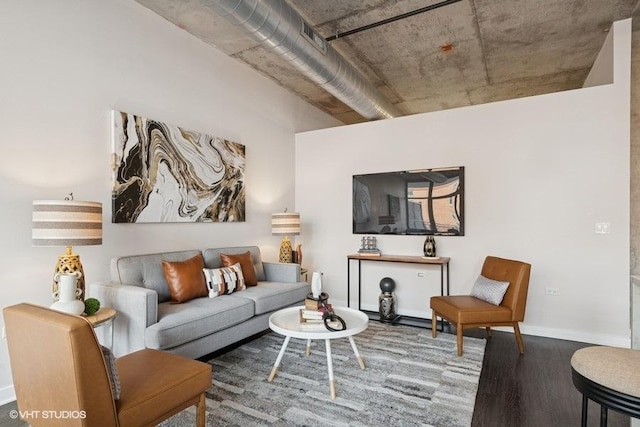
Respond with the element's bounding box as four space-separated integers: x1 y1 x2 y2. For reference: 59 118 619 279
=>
160 322 486 426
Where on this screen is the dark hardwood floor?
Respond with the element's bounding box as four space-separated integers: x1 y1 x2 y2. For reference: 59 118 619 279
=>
0 328 631 426
0 400 22 427
465 327 629 427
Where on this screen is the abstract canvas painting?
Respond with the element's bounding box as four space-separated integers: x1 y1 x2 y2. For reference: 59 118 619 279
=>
111 111 245 223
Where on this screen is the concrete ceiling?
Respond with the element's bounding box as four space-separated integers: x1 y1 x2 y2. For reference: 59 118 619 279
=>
136 0 640 125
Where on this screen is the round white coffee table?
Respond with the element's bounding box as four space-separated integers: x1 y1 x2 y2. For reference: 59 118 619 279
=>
268 305 369 400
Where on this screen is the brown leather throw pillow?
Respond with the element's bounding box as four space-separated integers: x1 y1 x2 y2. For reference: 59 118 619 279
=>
220 251 258 286
162 254 208 303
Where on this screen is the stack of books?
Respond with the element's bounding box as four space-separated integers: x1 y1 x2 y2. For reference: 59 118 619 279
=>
298 306 341 330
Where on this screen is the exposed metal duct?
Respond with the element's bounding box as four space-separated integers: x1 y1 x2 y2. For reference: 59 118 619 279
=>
209 0 401 121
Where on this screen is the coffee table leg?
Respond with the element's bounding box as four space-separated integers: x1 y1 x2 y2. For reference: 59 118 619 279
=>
268 335 291 382
348 336 366 370
325 339 336 400
306 339 311 356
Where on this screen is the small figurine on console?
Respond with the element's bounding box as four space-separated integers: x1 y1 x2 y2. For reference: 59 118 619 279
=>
358 235 381 256
423 236 437 257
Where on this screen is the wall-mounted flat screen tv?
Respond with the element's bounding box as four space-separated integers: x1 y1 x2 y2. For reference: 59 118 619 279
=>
353 166 464 236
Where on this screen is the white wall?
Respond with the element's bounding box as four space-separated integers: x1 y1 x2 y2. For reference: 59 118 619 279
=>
0 0 339 404
584 23 614 87
296 20 631 349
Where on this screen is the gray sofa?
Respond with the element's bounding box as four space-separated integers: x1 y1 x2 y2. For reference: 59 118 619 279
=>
89 246 308 358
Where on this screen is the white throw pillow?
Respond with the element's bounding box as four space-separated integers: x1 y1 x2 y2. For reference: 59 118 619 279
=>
470 275 510 306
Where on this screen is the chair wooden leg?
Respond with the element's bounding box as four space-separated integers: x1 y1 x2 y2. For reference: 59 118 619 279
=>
513 322 524 354
486 326 492 337
196 392 206 427
432 309 437 338
456 325 463 356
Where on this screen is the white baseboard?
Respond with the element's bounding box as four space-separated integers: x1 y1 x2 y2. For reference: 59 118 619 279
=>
341 299 631 347
0 384 16 406
518 324 630 348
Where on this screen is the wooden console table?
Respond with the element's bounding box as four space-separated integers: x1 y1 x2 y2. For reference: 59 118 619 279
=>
346 254 450 328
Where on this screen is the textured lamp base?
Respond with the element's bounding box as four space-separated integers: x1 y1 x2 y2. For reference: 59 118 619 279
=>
53 247 85 301
279 236 293 263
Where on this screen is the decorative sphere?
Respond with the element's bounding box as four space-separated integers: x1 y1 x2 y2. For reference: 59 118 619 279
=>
84 298 101 316
379 277 396 293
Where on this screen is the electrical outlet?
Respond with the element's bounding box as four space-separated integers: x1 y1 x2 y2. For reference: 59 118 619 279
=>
417 272 425 278
595 222 611 234
545 287 560 296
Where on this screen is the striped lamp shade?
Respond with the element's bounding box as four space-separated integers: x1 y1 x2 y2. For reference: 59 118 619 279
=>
32 200 103 247
271 212 300 235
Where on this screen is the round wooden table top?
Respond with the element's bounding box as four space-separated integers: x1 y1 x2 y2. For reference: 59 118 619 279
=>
84 307 116 327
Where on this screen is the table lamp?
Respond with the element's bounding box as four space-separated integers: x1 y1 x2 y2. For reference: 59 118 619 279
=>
271 210 300 263
32 195 102 303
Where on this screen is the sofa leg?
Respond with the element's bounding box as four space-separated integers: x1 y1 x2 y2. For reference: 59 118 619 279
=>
513 322 524 354
196 392 206 427
457 325 463 356
432 309 437 338
486 326 492 337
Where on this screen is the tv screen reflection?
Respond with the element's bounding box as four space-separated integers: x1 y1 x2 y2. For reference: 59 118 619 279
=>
353 167 464 236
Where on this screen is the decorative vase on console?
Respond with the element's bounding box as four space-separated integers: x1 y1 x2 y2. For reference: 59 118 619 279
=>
423 236 436 257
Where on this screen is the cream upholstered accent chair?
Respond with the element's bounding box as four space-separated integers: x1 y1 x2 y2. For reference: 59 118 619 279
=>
430 256 531 356
3 303 211 427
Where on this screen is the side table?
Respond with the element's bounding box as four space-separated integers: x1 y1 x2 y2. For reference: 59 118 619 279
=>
268 306 368 400
85 307 116 349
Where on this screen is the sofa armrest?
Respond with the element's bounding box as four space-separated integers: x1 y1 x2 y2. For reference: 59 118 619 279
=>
88 282 158 357
263 262 300 283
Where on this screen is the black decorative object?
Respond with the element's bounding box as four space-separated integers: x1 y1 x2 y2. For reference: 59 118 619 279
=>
379 277 396 293
378 277 397 322
423 236 437 257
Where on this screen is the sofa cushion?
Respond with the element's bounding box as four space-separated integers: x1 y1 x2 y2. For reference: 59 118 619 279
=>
162 254 208 303
203 246 266 282
203 263 245 297
230 281 310 315
111 250 203 303
220 252 258 286
145 296 255 350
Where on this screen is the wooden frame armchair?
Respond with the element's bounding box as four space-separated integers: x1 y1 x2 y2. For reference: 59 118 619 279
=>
430 256 531 356
3 303 212 427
